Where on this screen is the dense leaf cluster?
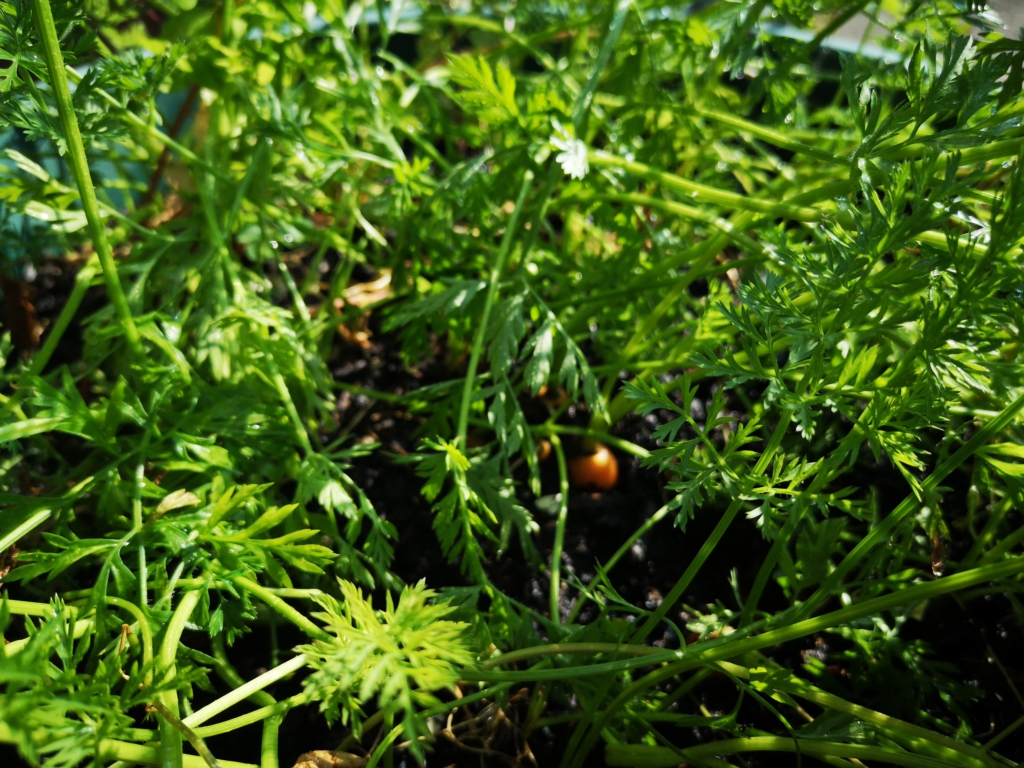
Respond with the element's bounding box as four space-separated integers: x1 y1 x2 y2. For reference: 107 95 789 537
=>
0 1 1022 767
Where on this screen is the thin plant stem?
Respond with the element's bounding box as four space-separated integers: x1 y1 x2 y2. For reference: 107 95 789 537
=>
471 651 696 684
562 556 1024 768
546 255 761 312
225 142 269 243
221 0 235 42
366 725 403 768
336 683 516 752
255 332 314 456
183 655 309 729
588 150 829 223
260 714 282 768
605 737 968 768
2 599 80 618
980 521 1024 564
148 700 223 768
194 695 307 739
587 151 1003 257
561 192 767 257
536 423 649 459
654 668 714 714
785 677 1001 768
156 588 202 768
455 171 533 448
0 722 257 768
30 0 141 354
630 412 793 646
598 236 724 401
804 0 874 55
133 459 148 608
740 400 876 627
797 388 1024 620
5 616 94 654
985 713 1024 751
211 633 277 708
483 642 671 669
571 0 631 131
225 573 330 641
0 508 53 557
26 257 99 379
105 595 154 685
63 65 226 181
715 661 1005 768
682 105 847 164
566 503 671 624
548 434 569 624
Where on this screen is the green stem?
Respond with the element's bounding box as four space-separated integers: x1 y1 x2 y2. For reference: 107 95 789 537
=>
5 615 94 654
156 588 202 768
797 388 1024 620
260 714 281 768
30 0 141 354
549 434 570 624
225 573 330 641
336 682 515 752
221 0 235 42
738 501 802 627
148 700 223 768
588 150 830 224
455 171 533 447
566 503 671 624
0 722 257 768
759 669 1005 768
194 695 307 738
470 651 687 683
685 106 846 164
536 423 649 459
588 151 1000 258
547 255 760 312
64 65 226 181
483 642 670 669
979 520 1024 564
740 400 875 627
600 236 722 397
571 0 630 131
211 632 277 707
133 460 149 608
366 725 403 768
805 0 873 55
565 557 1024 768
106 595 154 685
255 333 314 456
631 412 792 645
183 655 308 729
28 257 100 377
2 599 79 618
986 713 1024 751
605 738 966 768
562 192 767 257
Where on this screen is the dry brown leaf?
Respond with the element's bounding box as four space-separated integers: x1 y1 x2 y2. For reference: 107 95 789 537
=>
0 545 19 579
147 192 190 227
342 269 392 308
290 750 367 768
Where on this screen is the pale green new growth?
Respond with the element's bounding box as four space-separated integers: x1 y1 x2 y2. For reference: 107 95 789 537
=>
298 580 474 761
